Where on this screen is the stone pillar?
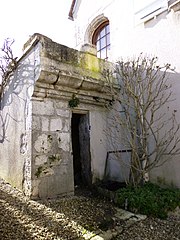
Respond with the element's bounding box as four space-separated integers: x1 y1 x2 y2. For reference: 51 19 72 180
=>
80 43 97 56
31 98 74 199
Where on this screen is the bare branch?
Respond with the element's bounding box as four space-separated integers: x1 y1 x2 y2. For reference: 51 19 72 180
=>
0 38 18 93
104 54 180 186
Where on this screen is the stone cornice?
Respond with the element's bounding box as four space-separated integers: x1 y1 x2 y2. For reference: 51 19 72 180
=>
24 33 113 105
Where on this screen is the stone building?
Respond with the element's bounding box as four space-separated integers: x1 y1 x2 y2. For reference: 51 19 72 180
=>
1 1 180 199
0 33 117 198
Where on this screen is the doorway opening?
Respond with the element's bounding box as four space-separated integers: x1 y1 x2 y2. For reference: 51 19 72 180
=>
71 113 92 187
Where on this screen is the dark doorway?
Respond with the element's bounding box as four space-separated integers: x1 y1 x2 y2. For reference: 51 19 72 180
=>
71 113 92 187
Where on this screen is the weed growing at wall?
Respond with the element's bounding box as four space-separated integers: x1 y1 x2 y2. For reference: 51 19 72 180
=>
68 94 80 108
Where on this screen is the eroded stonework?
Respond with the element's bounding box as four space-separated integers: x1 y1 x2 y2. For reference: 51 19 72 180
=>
0 33 111 198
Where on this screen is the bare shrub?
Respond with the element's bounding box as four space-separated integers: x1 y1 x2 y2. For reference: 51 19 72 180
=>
105 55 180 186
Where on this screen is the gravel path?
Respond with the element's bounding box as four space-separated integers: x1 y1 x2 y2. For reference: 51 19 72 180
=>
0 179 179 240
115 216 180 240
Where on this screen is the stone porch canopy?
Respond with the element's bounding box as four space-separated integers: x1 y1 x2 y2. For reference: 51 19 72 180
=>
22 33 112 104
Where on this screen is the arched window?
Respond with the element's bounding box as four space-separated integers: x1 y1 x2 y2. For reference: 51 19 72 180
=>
92 21 110 60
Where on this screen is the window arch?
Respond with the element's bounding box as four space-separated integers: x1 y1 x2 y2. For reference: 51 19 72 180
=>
92 21 110 60
84 14 110 60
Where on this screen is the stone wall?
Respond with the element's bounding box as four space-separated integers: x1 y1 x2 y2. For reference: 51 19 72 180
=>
28 34 112 198
31 98 73 198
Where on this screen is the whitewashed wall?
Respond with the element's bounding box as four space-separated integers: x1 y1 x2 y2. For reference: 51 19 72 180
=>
71 0 180 188
0 44 41 193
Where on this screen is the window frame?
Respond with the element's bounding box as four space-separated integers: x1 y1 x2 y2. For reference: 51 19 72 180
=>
92 20 110 60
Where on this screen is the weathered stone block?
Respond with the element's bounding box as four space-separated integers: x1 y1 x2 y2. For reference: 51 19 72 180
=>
56 132 70 151
56 109 70 118
63 118 70 132
34 133 52 153
43 168 54 176
33 100 54 115
54 101 68 109
50 118 63 132
31 179 41 197
41 117 49 131
32 116 41 130
35 155 48 165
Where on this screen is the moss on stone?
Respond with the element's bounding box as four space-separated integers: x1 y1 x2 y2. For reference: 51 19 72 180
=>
35 166 43 178
81 53 100 72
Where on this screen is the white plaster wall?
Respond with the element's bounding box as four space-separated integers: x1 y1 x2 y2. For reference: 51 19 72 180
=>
89 109 107 181
73 0 180 66
149 72 180 188
73 0 118 50
0 44 41 192
116 11 180 71
72 0 180 188
72 0 180 70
